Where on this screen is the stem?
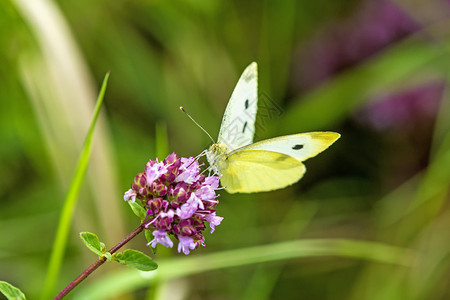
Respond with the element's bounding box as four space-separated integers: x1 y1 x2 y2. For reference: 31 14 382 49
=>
54 223 146 300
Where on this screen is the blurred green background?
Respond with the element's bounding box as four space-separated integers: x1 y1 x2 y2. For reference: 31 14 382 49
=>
1 0 449 299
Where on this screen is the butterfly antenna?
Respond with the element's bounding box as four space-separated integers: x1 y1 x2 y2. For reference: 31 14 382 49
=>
180 106 216 144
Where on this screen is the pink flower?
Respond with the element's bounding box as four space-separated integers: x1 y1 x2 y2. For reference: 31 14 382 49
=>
204 176 219 189
123 189 137 202
124 153 223 255
175 157 200 184
148 230 173 248
177 236 197 255
205 212 224 233
146 161 167 186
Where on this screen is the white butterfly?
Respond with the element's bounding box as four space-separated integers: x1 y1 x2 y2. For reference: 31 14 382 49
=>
205 62 340 193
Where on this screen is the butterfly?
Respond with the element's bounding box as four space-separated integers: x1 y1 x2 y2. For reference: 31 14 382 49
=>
205 62 340 193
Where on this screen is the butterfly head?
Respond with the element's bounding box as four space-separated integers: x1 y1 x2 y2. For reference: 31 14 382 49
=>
206 143 230 175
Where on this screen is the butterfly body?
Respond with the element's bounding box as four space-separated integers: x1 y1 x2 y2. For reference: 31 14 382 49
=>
206 143 231 175
206 62 340 193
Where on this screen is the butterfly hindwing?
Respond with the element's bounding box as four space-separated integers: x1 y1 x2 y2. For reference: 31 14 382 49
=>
217 62 258 150
220 150 306 193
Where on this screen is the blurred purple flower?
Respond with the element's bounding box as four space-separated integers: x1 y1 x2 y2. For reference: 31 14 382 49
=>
357 83 444 130
124 153 223 255
292 0 420 91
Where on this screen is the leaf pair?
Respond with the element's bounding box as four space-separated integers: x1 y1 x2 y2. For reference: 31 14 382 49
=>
80 232 158 271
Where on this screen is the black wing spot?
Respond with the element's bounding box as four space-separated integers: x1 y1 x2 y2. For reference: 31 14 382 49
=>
242 121 248 133
292 144 303 150
275 155 290 162
245 99 249 109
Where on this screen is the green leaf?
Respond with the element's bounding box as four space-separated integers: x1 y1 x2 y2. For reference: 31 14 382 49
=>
113 249 158 271
0 281 26 300
103 252 112 261
100 242 106 252
128 200 147 221
80 232 104 257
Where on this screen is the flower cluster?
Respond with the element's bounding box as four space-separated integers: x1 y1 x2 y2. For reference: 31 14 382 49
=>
123 153 223 255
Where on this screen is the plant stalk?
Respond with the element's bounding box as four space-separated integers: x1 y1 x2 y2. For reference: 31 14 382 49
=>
53 223 146 300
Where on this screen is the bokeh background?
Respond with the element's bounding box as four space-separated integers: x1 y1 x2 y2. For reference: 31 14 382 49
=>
1 0 449 299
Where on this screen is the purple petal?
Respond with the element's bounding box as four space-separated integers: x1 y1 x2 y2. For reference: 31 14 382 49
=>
177 235 197 255
175 157 200 184
160 209 175 220
195 185 216 201
204 176 220 189
123 189 137 202
146 162 168 186
176 194 201 219
148 230 173 248
205 212 224 233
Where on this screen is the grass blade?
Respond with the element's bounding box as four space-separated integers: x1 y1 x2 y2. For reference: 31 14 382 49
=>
41 73 110 300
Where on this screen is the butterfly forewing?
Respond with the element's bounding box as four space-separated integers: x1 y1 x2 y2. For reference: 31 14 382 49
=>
232 132 340 162
217 62 258 150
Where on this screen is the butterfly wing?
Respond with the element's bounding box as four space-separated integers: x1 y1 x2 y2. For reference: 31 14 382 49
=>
219 132 340 193
232 132 340 162
217 62 258 150
220 150 306 193
209 62 340 193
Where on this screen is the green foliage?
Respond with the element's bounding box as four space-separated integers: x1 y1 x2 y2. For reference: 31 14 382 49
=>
71 239 414 299
1 0 449 299
41 73 110 299
113 250 158 271
0 281 26 300
80 232 111 261
128 200 147 221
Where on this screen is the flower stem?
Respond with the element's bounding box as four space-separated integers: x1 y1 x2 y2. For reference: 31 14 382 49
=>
53 223 146 300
